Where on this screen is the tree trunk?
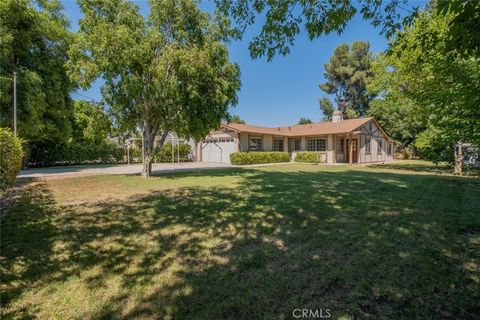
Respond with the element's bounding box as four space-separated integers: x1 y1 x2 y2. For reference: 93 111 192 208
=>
141 125 155 178
454 142 463 175
141 128 169 178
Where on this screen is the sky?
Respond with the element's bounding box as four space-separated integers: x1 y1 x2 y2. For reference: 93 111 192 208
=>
62 0 424 127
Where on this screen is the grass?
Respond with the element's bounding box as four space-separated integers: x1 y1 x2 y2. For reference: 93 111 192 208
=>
368 159 480 176
1 161 479 319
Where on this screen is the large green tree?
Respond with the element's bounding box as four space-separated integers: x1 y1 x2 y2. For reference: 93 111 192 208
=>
69 0 241 177
0 0 73 143
214 0 478 61
229 114 245 124
72 100 112 144
318 97 333 120
298 117 313 125
368 7 480 172
319 42 374 118
367 54 425 149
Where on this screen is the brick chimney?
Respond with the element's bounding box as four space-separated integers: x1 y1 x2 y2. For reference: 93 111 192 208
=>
332 110 343 123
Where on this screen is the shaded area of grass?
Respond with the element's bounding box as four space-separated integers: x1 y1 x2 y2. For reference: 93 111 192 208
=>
369 159 480 176
1 165 479 319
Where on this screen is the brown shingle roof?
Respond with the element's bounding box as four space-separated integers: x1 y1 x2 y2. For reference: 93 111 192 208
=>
223 118 373 137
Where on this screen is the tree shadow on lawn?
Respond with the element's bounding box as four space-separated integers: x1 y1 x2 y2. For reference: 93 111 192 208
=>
1 169 479 319
368 161 480 177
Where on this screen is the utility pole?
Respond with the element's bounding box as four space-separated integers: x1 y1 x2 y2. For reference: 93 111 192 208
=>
13 72 17 135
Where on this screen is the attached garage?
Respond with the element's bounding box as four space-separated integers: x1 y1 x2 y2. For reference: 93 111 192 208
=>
201 138 236 163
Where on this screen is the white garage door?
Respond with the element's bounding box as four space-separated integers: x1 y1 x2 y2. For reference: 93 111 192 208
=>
202 138 236 163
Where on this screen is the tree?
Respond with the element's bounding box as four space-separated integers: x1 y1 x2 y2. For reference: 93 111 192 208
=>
436 0 480 59
229 114 245 124
319 42 374 118
69 0 241 177
367 54 425 149
72 100 112 144
0 0 74 144
369 8 480 173
214 0 478 61
319 97 333 121
298 118 313 125
214 0 421 60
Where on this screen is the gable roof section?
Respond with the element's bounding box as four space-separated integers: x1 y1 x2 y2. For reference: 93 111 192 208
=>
222 118 376 137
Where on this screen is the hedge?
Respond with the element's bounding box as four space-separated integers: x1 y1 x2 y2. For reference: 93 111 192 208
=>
294 152 324 163
230 152 290 165
128 143 191 163
0 128 23 190
155 143 191 162
28 140 124 167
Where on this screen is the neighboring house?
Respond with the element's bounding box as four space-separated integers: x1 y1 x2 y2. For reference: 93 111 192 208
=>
197 111 395 164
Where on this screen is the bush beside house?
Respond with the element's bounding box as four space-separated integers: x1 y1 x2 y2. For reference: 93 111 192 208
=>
230 152 290 165
295 152 322 163
0 128 23 190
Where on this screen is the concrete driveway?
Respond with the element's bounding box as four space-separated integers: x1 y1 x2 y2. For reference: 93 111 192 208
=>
19 162 232 180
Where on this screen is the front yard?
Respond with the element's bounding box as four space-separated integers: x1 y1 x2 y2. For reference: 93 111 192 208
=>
1 162 479 319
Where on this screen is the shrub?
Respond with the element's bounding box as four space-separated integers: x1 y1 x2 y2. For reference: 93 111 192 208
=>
154 143 191 162
28 140 124 167
294 152 323 163
0 128 23 190
230 152 290 165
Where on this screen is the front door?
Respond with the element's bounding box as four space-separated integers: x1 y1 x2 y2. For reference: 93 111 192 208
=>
346 139 358 163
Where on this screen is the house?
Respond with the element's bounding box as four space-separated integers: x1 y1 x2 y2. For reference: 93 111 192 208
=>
197 111 395 164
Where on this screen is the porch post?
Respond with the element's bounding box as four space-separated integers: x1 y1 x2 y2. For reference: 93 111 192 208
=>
349 135 353 165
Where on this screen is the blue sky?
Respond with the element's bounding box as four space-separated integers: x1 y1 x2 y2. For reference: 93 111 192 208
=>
63 0 424 127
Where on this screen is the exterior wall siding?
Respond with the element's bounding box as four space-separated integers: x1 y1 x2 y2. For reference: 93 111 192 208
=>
263 134 273 151
210 119 394 164
358 120 393 163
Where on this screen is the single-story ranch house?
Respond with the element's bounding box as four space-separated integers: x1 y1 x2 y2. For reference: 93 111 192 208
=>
197 112 395 164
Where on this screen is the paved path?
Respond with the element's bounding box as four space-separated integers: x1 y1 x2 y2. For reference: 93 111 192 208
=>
19 162 232 180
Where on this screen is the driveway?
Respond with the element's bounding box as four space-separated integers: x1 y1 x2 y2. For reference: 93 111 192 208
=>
19 162 232 180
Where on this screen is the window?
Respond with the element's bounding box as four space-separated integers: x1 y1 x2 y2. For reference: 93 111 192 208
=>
377 139 383 155
307 139 326 151
336 139 344 153
249 137 262 151
273 139 284 151
365 138 371 154
387 143 392 155
291 139 301 151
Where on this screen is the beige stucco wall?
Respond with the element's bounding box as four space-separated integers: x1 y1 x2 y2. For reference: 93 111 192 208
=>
327 134 334 163
239 132 249 151
207 120 394 164
263 134 273 151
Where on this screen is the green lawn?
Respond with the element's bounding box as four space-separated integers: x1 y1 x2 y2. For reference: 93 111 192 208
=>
1 161 479 319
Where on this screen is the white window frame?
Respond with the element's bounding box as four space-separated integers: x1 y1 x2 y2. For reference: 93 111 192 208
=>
291 139 301 151
307 138 326 151
377 139 383 155
365 138 371 154
273 139 284 152
336 139 344 154
249 137 262 151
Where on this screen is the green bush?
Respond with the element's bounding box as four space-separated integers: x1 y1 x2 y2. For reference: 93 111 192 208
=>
154 143 191 162
28 140 124 167
230 152 290 165
0 128 23 190
127 143 191 163
294 152 323 163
